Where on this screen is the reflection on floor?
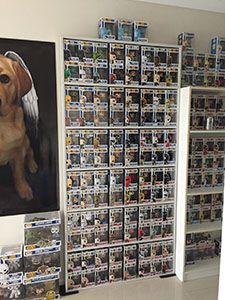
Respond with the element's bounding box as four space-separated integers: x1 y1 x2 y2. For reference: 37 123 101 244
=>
63 275 219 300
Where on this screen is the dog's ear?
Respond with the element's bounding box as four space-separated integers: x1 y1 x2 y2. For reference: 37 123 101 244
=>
13 61 32 100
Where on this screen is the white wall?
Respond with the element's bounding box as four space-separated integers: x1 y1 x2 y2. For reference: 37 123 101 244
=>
1 0 225 285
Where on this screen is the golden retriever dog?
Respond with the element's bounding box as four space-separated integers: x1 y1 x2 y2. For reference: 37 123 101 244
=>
0 54 38 200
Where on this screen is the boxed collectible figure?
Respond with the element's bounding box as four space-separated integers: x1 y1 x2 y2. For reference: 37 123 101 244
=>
0 283 23 299
162 204 174 221
64 61 80 82
81 269 95 287
93 42 108 63
24 278 59 299
166 67 178 87
194 53 205 71
162 240 174 257
110 130 124 166
139 259 151 277
205 54 216 72
68 252 81 274
93 62 108 84
118 19 133 41
162 221 173 238
167 48 179 67
79 86 94 126
110 169 124 206
178 32 195 48
98 17 117 40
154 48 167 67
65 85 80 126
68 271 82 290
139 206 151 240
140 89 154 125
124 223 138 242
124 245 137 265
93 42 109 83
124 169 139 204
141 64 154 86
95 249 109 285
109 43 125 84
125 89 140 126
151 259 162 276
124 260 137 280
125 44 140 85
110 208 123 226
94 130 108 167
215 72 225 87
151 221 162 239
154 67 167 86
125 207 138 225
110 87 125 126
0 245 23 275
193 72 205 86
124 122 139 154
139 168 152 204
64 39 79 62
211 37 225 55
181 70 193 87
141 46 155 65
216 54 225 71
182 49 194 70
109 225 123 244
151 242 162 259
134 21 148 42
24 212 61 251
162 256 173 274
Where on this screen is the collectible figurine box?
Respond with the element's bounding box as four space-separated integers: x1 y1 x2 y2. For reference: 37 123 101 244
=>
118 20 133 41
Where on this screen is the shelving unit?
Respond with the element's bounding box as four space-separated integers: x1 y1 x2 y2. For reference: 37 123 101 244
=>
176 86 225 282
62 37 181 293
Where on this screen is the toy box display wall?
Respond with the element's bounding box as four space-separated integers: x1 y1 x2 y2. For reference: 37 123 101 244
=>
0 212 61 300
63 37 181 293
179 33 225 88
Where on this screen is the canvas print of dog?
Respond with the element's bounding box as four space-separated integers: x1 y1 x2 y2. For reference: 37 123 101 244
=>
0 38 59 216
0 52 39 200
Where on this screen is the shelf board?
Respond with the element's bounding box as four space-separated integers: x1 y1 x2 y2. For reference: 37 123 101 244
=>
64 81 179 89
185 256 220 281
189 86 225 93
187 187 224 196
186 221 222 234
66 164 176 172
67 237 174 253
66 200 175 213
66 126 177 130
190 130 225 136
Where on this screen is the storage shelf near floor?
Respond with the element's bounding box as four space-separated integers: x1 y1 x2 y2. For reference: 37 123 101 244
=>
176 86 224 282
184 257 220 281
63 37 181 293
186 221 222 234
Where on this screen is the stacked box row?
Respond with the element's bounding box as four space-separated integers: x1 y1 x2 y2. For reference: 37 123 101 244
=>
179 33 225 87
65 86 177 127
188 137 225 189
0 245 23 299
185 231 221 266
187 193 223 224
190 94 225 130
23 212 61 300
67 204 174 251
67 167 175 210
64 39 179 86
66 129 176 169
98 18 149 42
67 240 174 290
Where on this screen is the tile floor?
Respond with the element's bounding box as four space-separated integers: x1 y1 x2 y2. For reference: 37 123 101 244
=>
63 275 219 300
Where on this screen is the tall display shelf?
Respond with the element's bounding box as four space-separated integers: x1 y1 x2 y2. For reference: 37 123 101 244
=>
176 86 225 282
61 37 181 293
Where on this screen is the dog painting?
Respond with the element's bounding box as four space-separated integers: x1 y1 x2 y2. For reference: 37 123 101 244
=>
0 38 59 216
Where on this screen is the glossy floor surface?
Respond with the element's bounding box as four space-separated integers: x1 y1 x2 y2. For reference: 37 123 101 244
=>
63 275 219 300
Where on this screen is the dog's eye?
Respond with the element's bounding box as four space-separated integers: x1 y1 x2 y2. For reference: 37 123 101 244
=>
0 74 10 84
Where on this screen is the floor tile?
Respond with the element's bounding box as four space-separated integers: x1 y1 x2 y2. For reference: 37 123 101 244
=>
187 286 218 300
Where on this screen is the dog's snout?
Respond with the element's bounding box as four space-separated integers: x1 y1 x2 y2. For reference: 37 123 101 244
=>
0 99 2 106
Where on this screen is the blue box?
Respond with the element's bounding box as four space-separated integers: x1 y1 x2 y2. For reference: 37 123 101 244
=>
98 17 117 40
118 19 133 41
211 37 225 54
134 21 148 43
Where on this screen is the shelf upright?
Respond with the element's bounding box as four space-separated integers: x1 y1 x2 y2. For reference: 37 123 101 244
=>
176 86 225 282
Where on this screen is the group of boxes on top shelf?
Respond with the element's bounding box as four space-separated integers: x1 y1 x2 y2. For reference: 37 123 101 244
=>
0 212 61 300
67 239 174 290
185 231 221 266
179 32 225 87
65 86 177 127
64 39 179 87
98 17 149 42
66 128 176 169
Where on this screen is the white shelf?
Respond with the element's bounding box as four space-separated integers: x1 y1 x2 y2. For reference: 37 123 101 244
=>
187 187 224 196
185 257 220 281
66 126 177 130
190 86 225 93
66 164 176 172
64 82 179 89
190 130 225 136
187 221 222 234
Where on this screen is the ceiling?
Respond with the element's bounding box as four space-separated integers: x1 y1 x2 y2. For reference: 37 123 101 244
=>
135 0 225 13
